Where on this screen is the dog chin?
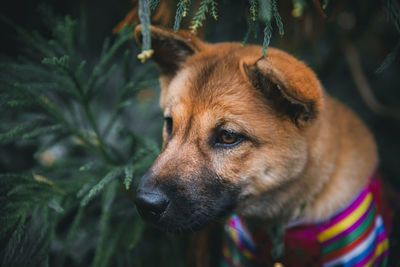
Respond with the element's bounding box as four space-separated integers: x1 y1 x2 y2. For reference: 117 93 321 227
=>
153 204 237 234
148 176 241 233
157 220 210 234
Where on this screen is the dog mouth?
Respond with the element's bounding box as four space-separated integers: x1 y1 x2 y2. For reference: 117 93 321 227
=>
135 170 241 233
153 200 237 233
138 190 240 233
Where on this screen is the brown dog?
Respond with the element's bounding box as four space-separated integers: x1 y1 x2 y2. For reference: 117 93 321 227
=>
133 25 389 266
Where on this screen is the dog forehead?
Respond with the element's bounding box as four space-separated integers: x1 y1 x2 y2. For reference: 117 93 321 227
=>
161 59 279 138
163 56 252 109
160 69 190 111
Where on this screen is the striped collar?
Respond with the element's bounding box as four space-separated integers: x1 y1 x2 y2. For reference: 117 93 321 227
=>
222 175 389 267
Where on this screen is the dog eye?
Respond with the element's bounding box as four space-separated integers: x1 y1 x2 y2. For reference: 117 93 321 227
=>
164 117 173 135
216 130 241 146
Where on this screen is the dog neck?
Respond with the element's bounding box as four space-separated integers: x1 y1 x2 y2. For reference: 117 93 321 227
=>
299 96 378 223
223 174 389 266
235 94 378 226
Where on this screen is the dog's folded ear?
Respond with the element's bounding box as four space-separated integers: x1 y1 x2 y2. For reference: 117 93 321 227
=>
134 25 205 77
243 55 324 127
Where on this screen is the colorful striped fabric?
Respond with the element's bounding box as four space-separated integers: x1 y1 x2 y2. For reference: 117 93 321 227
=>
222 175 389 267
222 214 257 267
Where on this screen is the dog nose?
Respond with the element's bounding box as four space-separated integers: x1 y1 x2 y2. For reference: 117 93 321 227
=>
135 189 169 223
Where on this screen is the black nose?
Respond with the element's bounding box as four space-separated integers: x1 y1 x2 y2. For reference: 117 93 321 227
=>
135 189 169 223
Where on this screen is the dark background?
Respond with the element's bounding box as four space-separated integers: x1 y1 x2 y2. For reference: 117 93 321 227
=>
2 0 400 265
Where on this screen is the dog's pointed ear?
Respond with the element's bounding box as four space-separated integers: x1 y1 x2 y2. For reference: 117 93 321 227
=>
242 55 324 127
134 25 205 78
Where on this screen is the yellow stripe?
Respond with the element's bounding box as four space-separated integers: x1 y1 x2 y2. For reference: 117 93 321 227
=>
365 239 389 267
318 193 373 242
223 246 231 258
230 228 239 244
243 250 254 259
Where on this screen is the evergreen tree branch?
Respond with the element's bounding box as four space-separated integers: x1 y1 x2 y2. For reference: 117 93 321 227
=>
343 42 400 120
138 0 154 62
174 0 192 31
190 0 218 33
80 168 123 207
273 0 284 36
91 180 118 267
1 9 161 267
82 101 115 164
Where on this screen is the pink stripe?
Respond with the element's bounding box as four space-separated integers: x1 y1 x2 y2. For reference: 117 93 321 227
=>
223 243 246 267
222 240 239 267
227 217 250 253
237 239 246 251
223 255 237 267
318 187 369 232
352 232 388 267
228 218 237 228
352 246 375 267
377 232 388 244
321 200 374 246
373 249 389 266
228 218 244 247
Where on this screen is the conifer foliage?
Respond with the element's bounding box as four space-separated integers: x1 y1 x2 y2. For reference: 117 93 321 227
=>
138 0 285 58
2 1 400 266
0 8 181 267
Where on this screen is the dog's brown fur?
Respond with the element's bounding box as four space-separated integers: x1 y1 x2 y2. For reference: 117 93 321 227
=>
134 25 378 264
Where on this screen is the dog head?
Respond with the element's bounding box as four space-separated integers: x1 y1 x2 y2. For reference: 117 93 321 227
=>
134 25 324 232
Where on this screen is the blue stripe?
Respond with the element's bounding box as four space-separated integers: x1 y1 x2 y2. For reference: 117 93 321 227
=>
227 215 257 254
343 233 377 267
376 223 385 236
238 234 257 253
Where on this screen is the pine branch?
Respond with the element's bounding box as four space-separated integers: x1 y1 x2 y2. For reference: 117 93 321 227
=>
138 0 153 62
0 16 55 58
243 0 259 46
1 9 161 266
190 0 219 33
150 0 161 10
174 0 192 31
124 164 135 190
80 168 123 207
273 0 284 36
376 39 400 73
258 0 274 55
262 22 273 56
91 180 118 267
0 121 39 143
377 0 400 72
58 205 84 266
249 0 258 21
82 101 114 164
87 27 133 96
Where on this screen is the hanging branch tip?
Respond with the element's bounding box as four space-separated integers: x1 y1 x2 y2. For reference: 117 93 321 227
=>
137 49 154 63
